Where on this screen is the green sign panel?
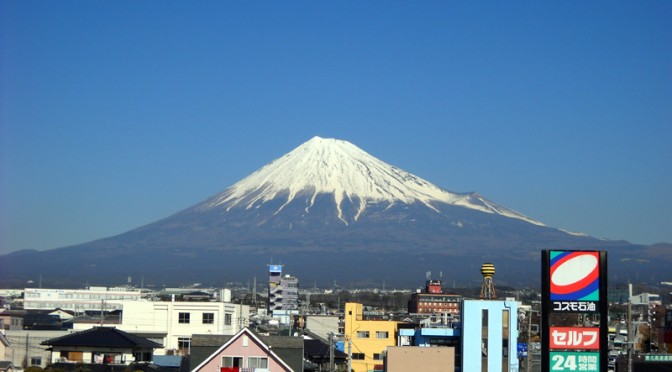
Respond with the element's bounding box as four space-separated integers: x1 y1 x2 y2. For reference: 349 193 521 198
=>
645 354 672 362
549 352 599 371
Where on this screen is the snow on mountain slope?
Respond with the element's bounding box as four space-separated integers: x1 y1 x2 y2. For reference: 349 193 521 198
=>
207 136 544 226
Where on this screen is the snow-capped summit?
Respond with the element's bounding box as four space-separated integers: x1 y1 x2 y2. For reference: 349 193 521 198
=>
205 136 543 226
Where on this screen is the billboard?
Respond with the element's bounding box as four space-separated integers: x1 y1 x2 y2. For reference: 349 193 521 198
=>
268 264 283 273
549 251 600 312
542 250 607 372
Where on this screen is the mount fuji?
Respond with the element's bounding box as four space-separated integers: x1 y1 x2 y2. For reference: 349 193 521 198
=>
0 137 668 288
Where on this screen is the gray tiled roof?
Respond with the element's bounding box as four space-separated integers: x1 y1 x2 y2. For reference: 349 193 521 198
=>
41 326 163 348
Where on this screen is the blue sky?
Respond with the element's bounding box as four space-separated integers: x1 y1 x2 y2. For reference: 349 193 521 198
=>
1 1 671 254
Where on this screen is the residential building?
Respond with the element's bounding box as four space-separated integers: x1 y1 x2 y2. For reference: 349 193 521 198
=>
0 311 24 331
344 303 399 372
113 300 249 356
41 326 162 364
268 264 283 312
191 327 303 372
461 299 519 372
279 275 300 311
268 265 300 313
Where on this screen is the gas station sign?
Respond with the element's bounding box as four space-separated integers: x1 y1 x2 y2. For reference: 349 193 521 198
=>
549 327 600 350
542 250 608 372
549 351 599 371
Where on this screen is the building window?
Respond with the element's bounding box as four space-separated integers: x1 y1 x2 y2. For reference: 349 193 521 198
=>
374 353 384 360
248 357 268 369
482 309 488 371
222 356 243 367
178 312 190 324
178 337 191 354
202 312 214 324
225 313 232 326
357 331 370 338
352 353 365 360
376 331 389 339
30 357 42 366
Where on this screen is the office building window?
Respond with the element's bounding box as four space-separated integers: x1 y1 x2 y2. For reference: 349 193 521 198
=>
178 312 190 324
357 331 370 338
376 331 389 338
202 312 214 324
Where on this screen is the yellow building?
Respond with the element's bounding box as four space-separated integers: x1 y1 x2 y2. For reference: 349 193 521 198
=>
344 303 399 372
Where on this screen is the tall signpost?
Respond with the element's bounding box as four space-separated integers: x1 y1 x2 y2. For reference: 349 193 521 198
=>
541 250 608 372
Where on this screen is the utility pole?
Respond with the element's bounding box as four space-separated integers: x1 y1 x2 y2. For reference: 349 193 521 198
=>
253 276 257 306
527 310 533 372
24 333 29 368
328 332 335 372
347 338 352 372
627 282 633 372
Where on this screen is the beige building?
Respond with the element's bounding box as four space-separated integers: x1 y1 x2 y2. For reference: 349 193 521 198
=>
385 346 455 372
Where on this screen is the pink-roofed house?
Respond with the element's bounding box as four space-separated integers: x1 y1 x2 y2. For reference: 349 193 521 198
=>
191 327 300 372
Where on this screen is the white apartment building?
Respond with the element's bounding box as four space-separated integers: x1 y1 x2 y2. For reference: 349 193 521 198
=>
110 300 249 356
23 287 143 312
18 287 248 357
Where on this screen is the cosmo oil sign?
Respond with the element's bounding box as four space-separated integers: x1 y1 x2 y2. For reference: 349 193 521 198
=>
549 250 601 313
541 250 608 372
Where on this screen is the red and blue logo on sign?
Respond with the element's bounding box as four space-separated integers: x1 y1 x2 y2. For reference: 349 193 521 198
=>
550 251 599 301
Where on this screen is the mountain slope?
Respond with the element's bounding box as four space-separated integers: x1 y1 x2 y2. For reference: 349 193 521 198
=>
0 137 666 288
202 136 543 226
